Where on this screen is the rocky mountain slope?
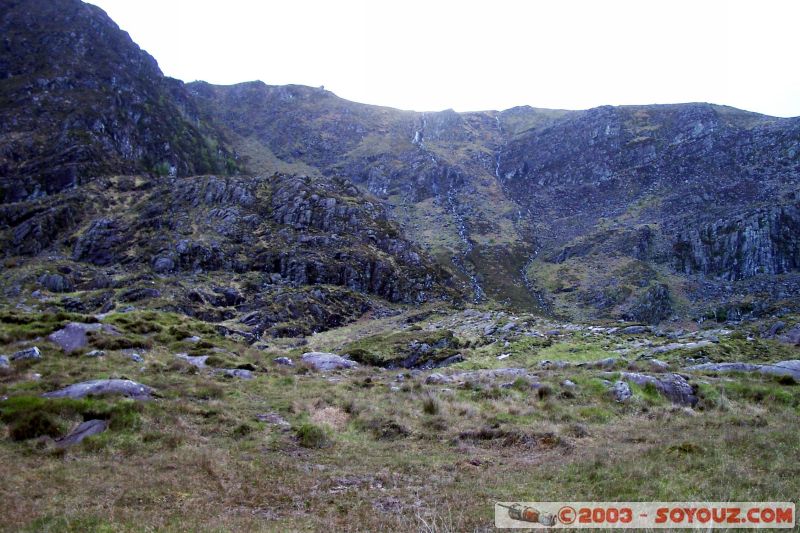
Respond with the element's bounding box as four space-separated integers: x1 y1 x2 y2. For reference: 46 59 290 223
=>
0 0 237 204
190 82 800 323
1 0 799 329
0 0 454 338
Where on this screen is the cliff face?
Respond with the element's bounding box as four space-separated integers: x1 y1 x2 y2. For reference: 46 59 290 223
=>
0 0 236 203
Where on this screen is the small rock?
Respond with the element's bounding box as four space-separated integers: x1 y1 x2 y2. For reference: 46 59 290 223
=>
129 353 144 363
0 355 9 368
273 356 294 366
221 368 253 380
86 350 105 358
648 359 669 372
611 380 632 402
425 372 449 384
255 412 290 427
501 322 517 332
497 353 511 360
176 354 208 369
766 321 786 337
620 325 649 335
561 379 577 389
11 346 41 361
537 359 570 369
183 336 202 343
545 330 561 336
301 352 358 371
56 419 108 448
152 256 175 273
483 325 496 336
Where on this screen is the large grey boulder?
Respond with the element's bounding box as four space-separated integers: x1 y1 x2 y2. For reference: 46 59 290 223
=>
42 379 154 400
48 323 113 353
687 360 800 381
56 419 108 448
301 352 358 371
619 372 697 406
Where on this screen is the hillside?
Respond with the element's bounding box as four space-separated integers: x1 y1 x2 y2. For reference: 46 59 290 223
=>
1 2 800 530
190 82 800 323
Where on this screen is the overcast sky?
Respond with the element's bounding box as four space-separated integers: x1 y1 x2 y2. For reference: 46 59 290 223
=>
88 0 800 117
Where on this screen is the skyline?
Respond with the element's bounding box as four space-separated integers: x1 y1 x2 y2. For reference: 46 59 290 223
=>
88 0 800 117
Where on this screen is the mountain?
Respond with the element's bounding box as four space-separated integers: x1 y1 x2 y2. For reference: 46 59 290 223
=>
1 0 799 330
189 82 800 323
0 0 454 339
0 0 238 203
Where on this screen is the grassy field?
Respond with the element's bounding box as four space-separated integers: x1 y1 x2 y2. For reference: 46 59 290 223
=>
1 308 798 531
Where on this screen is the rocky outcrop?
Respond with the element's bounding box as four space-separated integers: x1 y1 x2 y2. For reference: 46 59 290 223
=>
0 0 236 203
673 204 800 281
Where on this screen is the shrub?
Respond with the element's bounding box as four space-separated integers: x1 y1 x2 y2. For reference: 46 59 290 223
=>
422 394 441 415
294 422 331 448
9 411 63 441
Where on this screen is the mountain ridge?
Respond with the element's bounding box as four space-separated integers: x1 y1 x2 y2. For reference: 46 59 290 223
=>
1 0 799 329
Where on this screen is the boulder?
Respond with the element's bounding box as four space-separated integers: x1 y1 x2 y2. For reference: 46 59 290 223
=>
777 326 800 346
152 256 175 273
48 322 112 353
56 419 108 448
611 380 632 402
301 352 358 371
647 359 670 372
11 346 41 361
0 355 9 368
175 354 208 368
42 379 154 400
220 368 254 380
425 373 449 384
38 273 73 293
619 372 697 406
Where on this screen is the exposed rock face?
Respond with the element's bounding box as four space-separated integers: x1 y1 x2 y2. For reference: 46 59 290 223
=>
0 0 237 203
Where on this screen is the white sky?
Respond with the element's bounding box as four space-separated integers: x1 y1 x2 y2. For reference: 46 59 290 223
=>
88 0 800 117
